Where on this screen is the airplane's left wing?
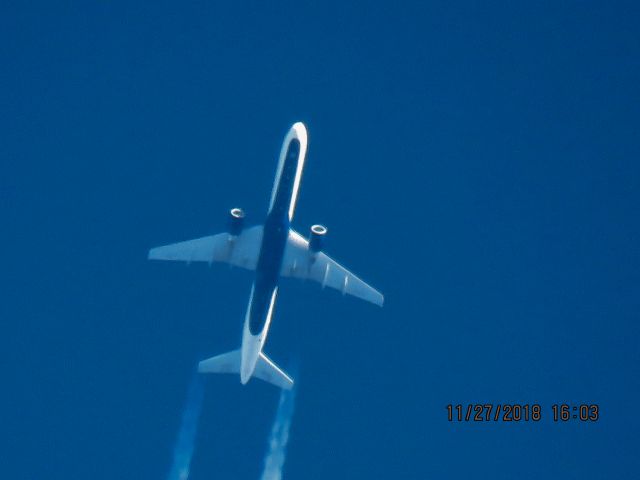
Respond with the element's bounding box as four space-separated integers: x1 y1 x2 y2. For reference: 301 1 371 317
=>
280 229 384 306
148 225 263 271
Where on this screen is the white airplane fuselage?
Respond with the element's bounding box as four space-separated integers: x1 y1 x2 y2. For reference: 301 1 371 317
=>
239 123 308 384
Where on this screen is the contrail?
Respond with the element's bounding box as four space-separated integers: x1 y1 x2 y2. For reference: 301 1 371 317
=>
167 372 205 480
260 384 297 480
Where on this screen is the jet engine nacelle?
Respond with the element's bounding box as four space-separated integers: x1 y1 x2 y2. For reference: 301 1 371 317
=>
228 208 245 236
309 224 327 253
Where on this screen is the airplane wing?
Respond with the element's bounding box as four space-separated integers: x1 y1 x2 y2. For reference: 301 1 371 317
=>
148 225 263 271
280 229 384 306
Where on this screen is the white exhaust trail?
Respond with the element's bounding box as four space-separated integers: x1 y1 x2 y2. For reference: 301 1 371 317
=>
167 373 205 480
260 384 297 480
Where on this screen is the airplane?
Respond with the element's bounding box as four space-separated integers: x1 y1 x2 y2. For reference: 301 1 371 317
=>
148 122 383 389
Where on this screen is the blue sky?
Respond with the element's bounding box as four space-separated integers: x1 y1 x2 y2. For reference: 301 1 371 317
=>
2 1 639 478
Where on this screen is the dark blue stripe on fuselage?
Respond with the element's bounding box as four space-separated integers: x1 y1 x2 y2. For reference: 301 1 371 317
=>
248 138 301 335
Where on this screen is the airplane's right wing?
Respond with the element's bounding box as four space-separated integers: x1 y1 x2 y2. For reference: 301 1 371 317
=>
148 225 263 271
280 229 384 306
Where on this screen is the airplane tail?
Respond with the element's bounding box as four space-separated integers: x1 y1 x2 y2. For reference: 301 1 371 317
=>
198 349 294 390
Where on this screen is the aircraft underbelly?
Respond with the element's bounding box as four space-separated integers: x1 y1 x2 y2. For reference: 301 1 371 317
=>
248 136 301 335
248 216 287 335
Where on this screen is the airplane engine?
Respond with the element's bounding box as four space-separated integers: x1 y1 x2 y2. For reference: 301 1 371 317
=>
309 224 327 253
228 208 245 236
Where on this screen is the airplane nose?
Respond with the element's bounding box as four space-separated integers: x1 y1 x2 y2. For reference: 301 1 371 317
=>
291 122 307 142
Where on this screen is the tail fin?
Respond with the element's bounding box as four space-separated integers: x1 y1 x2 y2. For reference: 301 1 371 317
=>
198 349 293 390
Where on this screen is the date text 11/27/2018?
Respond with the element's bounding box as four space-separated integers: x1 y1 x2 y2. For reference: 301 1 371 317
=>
446 404 599 422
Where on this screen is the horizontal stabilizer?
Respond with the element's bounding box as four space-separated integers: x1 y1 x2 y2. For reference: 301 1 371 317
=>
255 353 294 390
198 349 241 374
197 349 293 390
